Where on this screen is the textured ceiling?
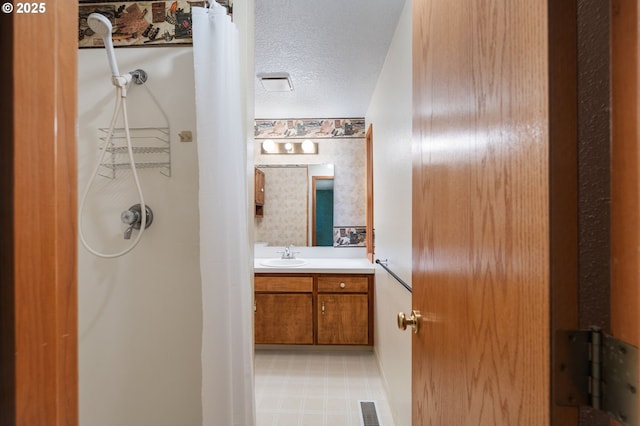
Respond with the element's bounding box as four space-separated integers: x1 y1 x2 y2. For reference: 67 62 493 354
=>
254 0 407 119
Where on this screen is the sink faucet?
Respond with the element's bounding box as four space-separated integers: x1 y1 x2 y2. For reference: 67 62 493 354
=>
281 244 297 259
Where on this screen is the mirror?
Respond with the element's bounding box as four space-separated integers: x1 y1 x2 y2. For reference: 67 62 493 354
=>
254 133 366 248
255 164 334 247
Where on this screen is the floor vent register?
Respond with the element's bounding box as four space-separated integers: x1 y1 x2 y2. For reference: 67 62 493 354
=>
359 400 381 426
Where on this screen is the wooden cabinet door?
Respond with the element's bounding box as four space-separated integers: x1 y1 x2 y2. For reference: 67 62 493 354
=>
255 168 265 205
254 294 313 344
317 294 368 345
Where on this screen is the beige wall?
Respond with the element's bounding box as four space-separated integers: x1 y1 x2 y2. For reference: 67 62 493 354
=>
364 2 413 426
256 167 309 246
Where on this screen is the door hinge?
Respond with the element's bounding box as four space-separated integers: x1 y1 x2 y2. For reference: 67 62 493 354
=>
555 329 638 426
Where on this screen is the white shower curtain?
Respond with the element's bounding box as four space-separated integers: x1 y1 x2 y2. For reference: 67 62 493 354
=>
192 4 255 426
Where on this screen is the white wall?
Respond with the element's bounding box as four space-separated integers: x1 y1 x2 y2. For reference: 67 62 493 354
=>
364 2 413 426
78 3 256 421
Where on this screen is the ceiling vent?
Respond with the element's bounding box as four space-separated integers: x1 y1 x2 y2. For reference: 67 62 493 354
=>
257 72 293 92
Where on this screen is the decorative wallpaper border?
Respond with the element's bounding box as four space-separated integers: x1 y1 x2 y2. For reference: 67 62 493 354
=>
78 1 231 48
255 118 366 139
333 226 366 247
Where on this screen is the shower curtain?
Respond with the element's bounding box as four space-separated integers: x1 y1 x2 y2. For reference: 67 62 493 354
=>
192 4 255 426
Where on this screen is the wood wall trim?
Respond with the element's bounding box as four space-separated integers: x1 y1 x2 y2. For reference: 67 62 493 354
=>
4 3 78 425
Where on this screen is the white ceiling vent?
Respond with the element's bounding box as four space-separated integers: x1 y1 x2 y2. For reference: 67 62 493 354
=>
257 72 293 92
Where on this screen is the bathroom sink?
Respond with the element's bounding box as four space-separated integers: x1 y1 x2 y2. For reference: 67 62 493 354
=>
260 258 307 267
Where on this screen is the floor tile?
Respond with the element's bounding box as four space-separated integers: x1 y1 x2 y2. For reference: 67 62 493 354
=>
255 350 395 426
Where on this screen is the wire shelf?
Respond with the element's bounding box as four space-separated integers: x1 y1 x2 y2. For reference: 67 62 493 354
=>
103 146 170 154
98 127 171 178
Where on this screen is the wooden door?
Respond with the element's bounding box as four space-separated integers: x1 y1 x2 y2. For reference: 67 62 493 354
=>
411 0 575 424
311 176 334 246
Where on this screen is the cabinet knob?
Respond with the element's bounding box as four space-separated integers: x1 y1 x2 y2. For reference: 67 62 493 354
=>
397 310 421 334
321 301 325 315
340 282 346 289
260 188 264 192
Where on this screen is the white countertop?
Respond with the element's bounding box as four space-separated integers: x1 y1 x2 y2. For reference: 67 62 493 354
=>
254 257 375 274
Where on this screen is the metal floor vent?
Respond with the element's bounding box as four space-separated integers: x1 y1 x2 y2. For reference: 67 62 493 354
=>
359 400 381 426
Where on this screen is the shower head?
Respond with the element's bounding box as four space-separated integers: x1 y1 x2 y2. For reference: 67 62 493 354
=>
87 13 120 77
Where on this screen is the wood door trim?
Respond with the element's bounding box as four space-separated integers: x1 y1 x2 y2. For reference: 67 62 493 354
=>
548 0 580 424
0 10 16 426
611 0 640 349
365 124 374 262
0 4 79 425
610 0 640 418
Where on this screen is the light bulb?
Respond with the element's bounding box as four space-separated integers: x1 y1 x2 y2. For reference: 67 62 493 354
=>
301 139 314 153
262 139 275 153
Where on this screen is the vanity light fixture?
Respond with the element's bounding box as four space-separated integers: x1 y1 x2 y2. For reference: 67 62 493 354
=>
260 140 318 155
257 72 294 92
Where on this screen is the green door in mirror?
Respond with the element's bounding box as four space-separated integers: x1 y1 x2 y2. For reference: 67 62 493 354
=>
313 177 334 246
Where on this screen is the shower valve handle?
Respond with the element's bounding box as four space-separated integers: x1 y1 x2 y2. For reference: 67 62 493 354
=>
121 209 138 225
121 204 153 240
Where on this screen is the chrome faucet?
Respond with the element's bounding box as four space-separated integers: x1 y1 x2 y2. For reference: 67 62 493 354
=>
281 244 297 259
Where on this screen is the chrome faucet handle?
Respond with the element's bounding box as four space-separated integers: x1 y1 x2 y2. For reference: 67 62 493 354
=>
121 209 139 240
280 245 298 259
120 204 153 240
279 247 290 259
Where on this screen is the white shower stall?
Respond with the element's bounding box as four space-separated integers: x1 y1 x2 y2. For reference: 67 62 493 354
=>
76 1 255 425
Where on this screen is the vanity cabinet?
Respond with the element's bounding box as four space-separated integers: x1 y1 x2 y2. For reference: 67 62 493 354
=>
317 276 370 345
254 276 313 344
254 168 265 217
254 273 374 346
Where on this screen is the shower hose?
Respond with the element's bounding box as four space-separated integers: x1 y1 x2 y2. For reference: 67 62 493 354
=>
79 76 147 258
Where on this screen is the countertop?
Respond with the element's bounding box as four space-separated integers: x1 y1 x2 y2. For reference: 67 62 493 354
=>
254 257 375 274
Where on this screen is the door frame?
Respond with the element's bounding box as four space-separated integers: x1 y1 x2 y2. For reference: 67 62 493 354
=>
0 4 79 425
365 124 374 262
610 0 640 417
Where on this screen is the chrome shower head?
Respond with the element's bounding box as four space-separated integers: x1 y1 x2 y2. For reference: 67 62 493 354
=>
87 13 120 77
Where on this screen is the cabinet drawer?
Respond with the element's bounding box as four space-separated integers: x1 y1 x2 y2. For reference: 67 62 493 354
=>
255 276 313 292
317 276 369 293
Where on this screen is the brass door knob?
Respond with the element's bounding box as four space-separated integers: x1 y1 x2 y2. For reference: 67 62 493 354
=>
397 310 421 334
